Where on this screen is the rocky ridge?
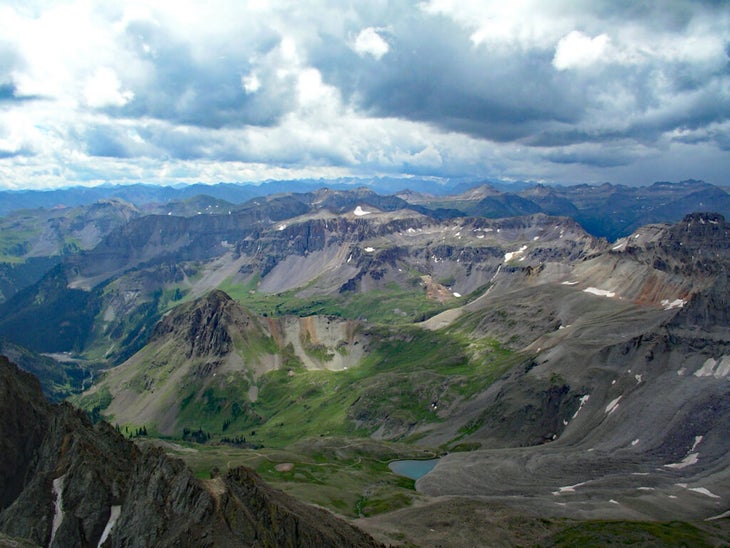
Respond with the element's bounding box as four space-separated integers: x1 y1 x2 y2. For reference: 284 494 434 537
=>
0 356 381 547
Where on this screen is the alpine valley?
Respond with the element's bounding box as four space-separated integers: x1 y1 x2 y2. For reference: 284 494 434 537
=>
1 179 730 546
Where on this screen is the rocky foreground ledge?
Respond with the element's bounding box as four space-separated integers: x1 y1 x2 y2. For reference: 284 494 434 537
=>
0 356 381 547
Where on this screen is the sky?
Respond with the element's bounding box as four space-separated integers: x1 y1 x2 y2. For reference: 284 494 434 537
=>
0 0 728 190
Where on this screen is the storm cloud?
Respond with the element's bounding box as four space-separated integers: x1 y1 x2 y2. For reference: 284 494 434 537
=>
0 0 728 189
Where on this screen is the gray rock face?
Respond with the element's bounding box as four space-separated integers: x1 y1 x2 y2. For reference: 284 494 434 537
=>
152 289 246 358
0 356 381 547
0 361 50 510
416 215 730 521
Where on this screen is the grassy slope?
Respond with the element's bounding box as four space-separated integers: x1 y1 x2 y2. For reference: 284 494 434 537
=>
139 324 517 448
167 437 432 519
219 275 459 324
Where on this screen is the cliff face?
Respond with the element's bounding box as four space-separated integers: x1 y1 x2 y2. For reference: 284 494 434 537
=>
0 356 380 548
0 360 50 510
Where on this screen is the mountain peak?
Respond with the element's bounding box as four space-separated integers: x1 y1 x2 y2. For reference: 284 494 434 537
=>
153 290 250 358
455 184 501 200
671 212 729 247
681 211 725 225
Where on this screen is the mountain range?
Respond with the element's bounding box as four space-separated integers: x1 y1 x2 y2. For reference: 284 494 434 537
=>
1 180 730 545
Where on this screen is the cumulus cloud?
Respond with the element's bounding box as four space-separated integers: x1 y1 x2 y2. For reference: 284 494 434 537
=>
0 0 728 189
553 31 610 70
352 27 390 59
84 67 134 108
241 73 262 94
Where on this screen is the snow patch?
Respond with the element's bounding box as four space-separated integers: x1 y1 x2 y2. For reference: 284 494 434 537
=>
98 505 122 547
665 453 699 470
605 396 621 415
677 368 687 376
665 436 703 470
695 359 717 377
572 395 590 419
635 374 643 384
363 247 375 253
631 439 640 446
504 245 527 261
707 510 730 521
553 481 587 495
584 287 616 298
716 357 730 377
695 356 730 378
562 280 579 286
51 475 66 545
277 224 287 231
689 487 720 499
661 298 686 310
452 292 461 298
691 435 703 452
354 205 371 216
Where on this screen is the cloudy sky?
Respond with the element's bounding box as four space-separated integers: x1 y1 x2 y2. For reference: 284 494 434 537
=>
0 0 728 189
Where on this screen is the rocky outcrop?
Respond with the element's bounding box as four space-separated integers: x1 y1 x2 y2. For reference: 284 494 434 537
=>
152 289 254 358
0 356 381 547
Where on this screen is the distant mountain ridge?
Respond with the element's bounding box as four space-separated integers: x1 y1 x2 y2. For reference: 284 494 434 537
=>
0 177 479 216
1 179 727 240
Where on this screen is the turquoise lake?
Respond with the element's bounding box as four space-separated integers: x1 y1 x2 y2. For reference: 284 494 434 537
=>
388 459 440 480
